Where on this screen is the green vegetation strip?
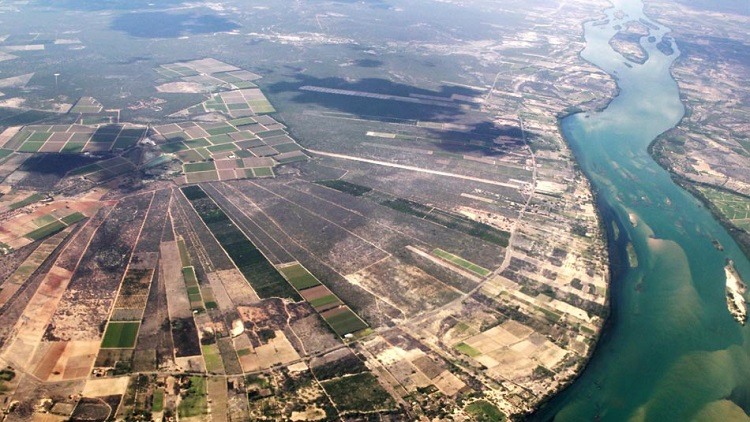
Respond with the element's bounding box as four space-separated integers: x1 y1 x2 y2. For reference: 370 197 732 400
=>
455 342 482 357
324 309 368 337
315 179 372 196
61 212 85 225
309 294 340 310
278 263 321 290
181 185 299 300
382 197 510 247
465 400 506 421
24 221 66 241
178 376 208 418
433 248 491 277
202 344 224 374
24 212 87 241
101 322 140 348
152 389 164 412
321 372 395 412
9 193 45 210
316 180 510 246
184 162 216 173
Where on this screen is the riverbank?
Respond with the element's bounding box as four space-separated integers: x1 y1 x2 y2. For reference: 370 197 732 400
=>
649 139 750 261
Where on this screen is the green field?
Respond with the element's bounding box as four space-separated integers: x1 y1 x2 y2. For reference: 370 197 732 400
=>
101 322 140 348
61 212 86 225
202 344 225 374
252 167 273 177
24 221 66 241
465 400 506 421
433 249 491 277
205 125 237 136
152 389 164 412
279 263 321 290
206 143 238 153
18 141 44 152
324 308 368 336
182 266 198 285
160 142 189 153
181 186 300 300
321 372 394 412
455 342 482 357
184 161 216 173
698 186 750 231
315 179 372 196
9 193 45 210
177 376 208 418
33 214 57 227
309 294 341 310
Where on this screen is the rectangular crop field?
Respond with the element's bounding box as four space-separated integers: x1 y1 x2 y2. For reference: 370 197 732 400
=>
433 249 491 277
320 307 368 337
321 372 395 412
178 376 208 418
181 185 299 300
278 263 321 290
24 220 66 241
101 322 140 348
202 344 224 374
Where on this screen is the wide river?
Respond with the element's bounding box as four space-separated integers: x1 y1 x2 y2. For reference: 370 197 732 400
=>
532 0 750 420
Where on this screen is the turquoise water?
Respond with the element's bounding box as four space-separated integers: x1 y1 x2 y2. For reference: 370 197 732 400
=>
532 0 750 420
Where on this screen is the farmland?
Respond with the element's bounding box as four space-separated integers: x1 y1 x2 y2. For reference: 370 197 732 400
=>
0 0 617 418
180 185 300 300
101 322 140 349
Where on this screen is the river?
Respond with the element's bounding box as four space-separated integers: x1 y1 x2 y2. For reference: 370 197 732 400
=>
531 0 750 420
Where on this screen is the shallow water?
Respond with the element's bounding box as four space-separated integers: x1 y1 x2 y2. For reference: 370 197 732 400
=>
532 0 750 420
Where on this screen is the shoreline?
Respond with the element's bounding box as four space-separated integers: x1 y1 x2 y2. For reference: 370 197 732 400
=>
526 0 697 416
522 10 622 419
645 54 750 263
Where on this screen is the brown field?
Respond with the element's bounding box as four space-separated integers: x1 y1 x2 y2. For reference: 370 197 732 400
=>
82 377 130 397
235 330 300 372
1 265 73 370
32 342 67 380
161 241 192 319
217 268 259 304
346 257 461 317
33 340 99 381
207 377 229 421
458 320 568 382
0 227 71 307
299 285 342 312
114 294 149 309
205 271 237 311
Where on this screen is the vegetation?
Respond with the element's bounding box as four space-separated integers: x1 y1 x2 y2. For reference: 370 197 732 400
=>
316 179 373 196
455 342 482 357
312 355 367 381
152 389 164 412
465 400 506 421
202 344 224 373
321 373 395 412
9 192 45 210
178 376 208 418
279 263 321 290
181 186 300 300
101 322 140 348
24 221 66 241
323 308 368 336
433 249 491 277
322 185 510 246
